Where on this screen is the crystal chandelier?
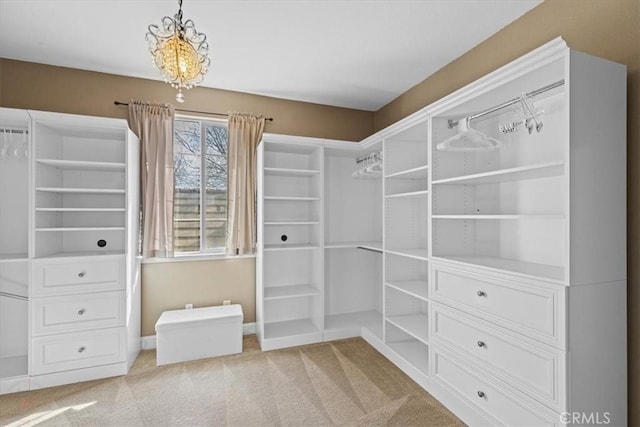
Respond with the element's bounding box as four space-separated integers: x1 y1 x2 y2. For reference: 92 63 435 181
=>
146 0 210 103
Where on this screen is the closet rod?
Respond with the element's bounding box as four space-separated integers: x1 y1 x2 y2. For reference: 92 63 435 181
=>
0 291 28 301
357 246 382 253
113 101 274 122
447 79 564 129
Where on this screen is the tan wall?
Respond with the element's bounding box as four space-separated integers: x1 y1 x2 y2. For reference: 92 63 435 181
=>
374 0 640 423
0 59 373 142
140 258 255 337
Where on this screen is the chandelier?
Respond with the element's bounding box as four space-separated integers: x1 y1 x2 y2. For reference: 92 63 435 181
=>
146 0 210 103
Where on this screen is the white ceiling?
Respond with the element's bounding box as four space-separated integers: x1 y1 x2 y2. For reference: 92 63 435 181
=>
0 0 541 111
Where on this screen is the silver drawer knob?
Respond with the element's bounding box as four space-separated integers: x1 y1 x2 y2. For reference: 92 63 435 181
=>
77 308 86 316
477 391 485 398
78 271 86 278
477 340 485 348
78 346 86 353
477 290 486 297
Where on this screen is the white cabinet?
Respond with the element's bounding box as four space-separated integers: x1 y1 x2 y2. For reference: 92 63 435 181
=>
0 109 140 394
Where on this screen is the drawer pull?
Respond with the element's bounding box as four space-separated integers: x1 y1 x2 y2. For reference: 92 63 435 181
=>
78 271 86 278
477 391 485 398
78 346 86 353
77 308 86 316
477 340 485 348
477 290 486 297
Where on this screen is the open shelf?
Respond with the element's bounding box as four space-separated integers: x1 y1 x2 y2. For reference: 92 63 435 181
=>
265 221 320 225
263 243 320 251
264 318 319 339
36 158 126 171
0 254 28 262
385 248 428 261
264 284 319 300
386 314 429 344
432 214 564 220
324 241 383 252
36 187 125 194
264 196 320 201
36 208 126 212
34 250 124 259
36 226 125 232
386 165 428 179
432 161 565 185
385 190 429 199
432 255 565 282
385 281 428 301
325 310 382 339
264 167 320 176
387 340 429 376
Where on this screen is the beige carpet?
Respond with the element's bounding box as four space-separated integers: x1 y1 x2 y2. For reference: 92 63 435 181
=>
0 336 464 427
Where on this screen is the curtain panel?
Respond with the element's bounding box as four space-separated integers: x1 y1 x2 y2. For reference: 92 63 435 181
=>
226 113 266 255
127 100 175 258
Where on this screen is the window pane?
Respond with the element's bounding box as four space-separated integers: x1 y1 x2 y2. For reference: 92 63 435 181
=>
204 125 228 250
174 120 201 253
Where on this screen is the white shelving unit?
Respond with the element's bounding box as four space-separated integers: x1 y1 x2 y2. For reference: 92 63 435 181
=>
257 140 324 350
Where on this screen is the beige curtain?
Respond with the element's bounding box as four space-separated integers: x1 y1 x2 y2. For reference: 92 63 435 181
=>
128 100 175 258
226 113 266 255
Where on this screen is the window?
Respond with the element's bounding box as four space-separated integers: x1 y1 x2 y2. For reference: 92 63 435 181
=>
173 118 228 254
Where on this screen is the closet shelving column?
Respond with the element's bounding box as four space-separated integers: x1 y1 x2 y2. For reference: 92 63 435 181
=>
383 119 430 377
257 140 324 351
0 108 30 393
323 144 383 341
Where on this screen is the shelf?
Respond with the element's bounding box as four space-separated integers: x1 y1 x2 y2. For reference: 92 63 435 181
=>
264 318 319 339
385 165 429 179
36 208 126 212
263 243 320 251
387 340 429 375
35 250 124 259
385 281 429 301
36 226 125 232
385 189 429 199
386 314 429 344
0 253 28 262
264 196 320 201
324 241 383 252
432 255 565 283
325 310 383 338
264 167 320 176
36 158 125 171
385 248 428 261
0 355 28 379
264 284 319 300
432 160 565 185
36 187 125 194
432 214 564 220
264 221 320 225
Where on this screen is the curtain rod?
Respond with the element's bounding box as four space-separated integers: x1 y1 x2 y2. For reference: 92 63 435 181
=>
447 79 564 129
113 101 274 122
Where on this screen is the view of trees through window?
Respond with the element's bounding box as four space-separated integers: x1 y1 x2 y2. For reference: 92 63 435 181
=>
174 119 228 253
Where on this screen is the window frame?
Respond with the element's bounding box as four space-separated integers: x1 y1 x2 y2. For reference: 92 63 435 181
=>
173 114 229 257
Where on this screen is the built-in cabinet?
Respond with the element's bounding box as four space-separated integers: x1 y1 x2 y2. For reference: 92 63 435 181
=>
257 38 627 426
0 108 141 394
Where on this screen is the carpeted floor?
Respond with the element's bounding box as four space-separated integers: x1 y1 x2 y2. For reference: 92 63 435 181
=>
0 336 464 426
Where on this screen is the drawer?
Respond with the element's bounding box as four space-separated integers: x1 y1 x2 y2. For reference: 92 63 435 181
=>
32 255 124 296
32 291 125 336
432 347 558 426
431 304 565 409
430 263 565 347
31 327 126 375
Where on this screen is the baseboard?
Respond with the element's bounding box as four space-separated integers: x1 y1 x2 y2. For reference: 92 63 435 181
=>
140 322 256 350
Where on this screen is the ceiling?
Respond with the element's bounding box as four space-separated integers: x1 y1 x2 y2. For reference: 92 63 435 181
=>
0 1 541 111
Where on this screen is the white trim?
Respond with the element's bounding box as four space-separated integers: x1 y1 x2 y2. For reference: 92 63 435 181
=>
140 322 257 350
141 253 255 264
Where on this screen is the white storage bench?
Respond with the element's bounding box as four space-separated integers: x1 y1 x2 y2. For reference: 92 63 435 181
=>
155 304 243 366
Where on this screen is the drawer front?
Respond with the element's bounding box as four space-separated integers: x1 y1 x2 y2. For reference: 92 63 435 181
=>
32 256 124 296
430 263 565 347
432 348 557 427
32 291 125 336
432 304 564 409
31 327 126 375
